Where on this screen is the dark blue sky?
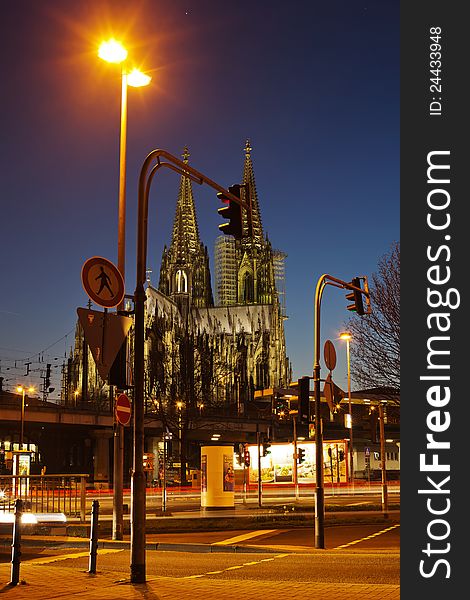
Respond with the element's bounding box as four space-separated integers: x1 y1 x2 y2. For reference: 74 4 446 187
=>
0 0 399 398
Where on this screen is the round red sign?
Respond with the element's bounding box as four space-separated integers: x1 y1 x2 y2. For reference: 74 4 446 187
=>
115 393 132 426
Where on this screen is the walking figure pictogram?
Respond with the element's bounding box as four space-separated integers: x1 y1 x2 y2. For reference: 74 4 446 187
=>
95 266 113 297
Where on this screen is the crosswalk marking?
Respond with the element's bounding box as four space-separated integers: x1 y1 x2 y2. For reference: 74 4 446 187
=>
212 529 277 546
181 553 290 579
334 524 400 549
28 549 122 565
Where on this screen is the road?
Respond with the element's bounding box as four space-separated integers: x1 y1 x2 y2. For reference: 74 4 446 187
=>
87 485 400 514
0 523 399 598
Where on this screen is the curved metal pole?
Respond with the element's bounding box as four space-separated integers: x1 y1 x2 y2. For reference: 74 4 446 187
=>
313 275 327 549
131 148 237 583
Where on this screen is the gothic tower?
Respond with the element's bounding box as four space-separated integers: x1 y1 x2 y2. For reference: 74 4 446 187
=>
215 141 281 307
158 147 213 313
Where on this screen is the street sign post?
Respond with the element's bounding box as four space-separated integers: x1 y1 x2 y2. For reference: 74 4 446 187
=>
81 256 125 309
77 308 132 381
115 393 132 426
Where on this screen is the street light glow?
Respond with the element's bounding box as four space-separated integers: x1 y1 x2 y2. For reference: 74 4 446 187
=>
339 331 352 341
17 386 34 394
98 39 128 64
127 68 152 88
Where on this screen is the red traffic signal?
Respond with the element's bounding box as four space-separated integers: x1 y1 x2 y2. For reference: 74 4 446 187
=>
244 448 250 467
218 184 243 239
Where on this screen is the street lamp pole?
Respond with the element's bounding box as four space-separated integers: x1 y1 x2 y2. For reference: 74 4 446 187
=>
340 332 354 484
16 386 34 448
117 65 128 290
20 388 25 447
98 39 151 543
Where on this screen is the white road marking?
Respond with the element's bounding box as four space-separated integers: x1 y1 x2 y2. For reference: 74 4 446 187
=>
334 524 400 549
28 549 123 564
212 529 277 546
181 553 290 579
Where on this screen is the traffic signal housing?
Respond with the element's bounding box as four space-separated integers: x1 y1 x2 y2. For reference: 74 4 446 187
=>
244 447 250 467
297 447 305 464
262 440 271 457
235 444 244 466
45 364 51 389
345 276 365 316
218 184 243 239
298 376 310 423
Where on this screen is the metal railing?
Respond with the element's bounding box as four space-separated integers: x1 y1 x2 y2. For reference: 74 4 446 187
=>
0 474 88 521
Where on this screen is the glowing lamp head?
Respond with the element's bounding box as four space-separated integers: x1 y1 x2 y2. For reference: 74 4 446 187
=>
18 385 34 394
127 68 152 88
98 39 128 64
339 332 352 342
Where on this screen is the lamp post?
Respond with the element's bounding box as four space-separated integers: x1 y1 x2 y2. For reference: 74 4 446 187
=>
16 386 34 448
98 38 152 287
98 38 151 543
340 332 354 484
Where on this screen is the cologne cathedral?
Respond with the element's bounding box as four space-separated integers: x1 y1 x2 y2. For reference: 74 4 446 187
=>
66 142 290 424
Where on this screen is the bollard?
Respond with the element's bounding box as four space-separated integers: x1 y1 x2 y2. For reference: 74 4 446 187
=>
10 498 23 586
88 499 99 574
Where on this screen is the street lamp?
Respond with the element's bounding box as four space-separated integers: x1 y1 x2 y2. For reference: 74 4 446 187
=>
16 386 35 448
98 38 151 285
98 38 151 543
339 332 354 484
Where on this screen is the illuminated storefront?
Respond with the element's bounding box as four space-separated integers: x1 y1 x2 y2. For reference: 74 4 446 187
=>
234 440 348 484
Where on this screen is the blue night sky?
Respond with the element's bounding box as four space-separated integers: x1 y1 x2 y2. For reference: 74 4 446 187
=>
0 0 399 398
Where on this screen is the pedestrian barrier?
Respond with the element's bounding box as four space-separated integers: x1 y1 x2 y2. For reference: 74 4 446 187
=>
0 474 88 521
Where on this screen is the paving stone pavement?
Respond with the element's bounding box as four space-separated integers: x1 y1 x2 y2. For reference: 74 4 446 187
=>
0 563 400 599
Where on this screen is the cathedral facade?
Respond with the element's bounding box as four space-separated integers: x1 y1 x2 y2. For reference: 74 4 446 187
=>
66 142 290 421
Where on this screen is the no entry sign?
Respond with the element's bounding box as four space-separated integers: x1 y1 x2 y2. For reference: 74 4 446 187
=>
115 393 132 426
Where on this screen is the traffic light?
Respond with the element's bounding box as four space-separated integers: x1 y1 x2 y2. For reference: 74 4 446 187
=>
298 376 310 423
297 447 305 464
236 443 244 466
109 338 128 389
370 408 379 443
262 440 271 457
45 364 51 389
218 184 243 239
345 277 365 316
244 447 250 467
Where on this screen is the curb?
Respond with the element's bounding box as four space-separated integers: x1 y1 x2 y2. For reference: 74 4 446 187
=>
0 536 293 554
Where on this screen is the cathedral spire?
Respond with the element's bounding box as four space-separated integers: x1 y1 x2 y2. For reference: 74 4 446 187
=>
169 146 200 262
242 140 263 242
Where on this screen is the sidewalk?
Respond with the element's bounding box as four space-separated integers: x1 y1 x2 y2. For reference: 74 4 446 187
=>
0 563 400 599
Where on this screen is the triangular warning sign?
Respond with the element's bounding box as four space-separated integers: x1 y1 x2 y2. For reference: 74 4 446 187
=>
77 308 133 381
323 373 345 412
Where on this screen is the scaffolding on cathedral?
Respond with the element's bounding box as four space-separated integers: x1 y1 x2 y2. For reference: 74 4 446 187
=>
214 235 237 306
273 250 287 318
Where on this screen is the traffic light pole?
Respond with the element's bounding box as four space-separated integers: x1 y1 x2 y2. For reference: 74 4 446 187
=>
313 273 370 549
257 428 262 508
313 276 327 549
293 416 299 500
378 402 389 517
132 149 253 583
